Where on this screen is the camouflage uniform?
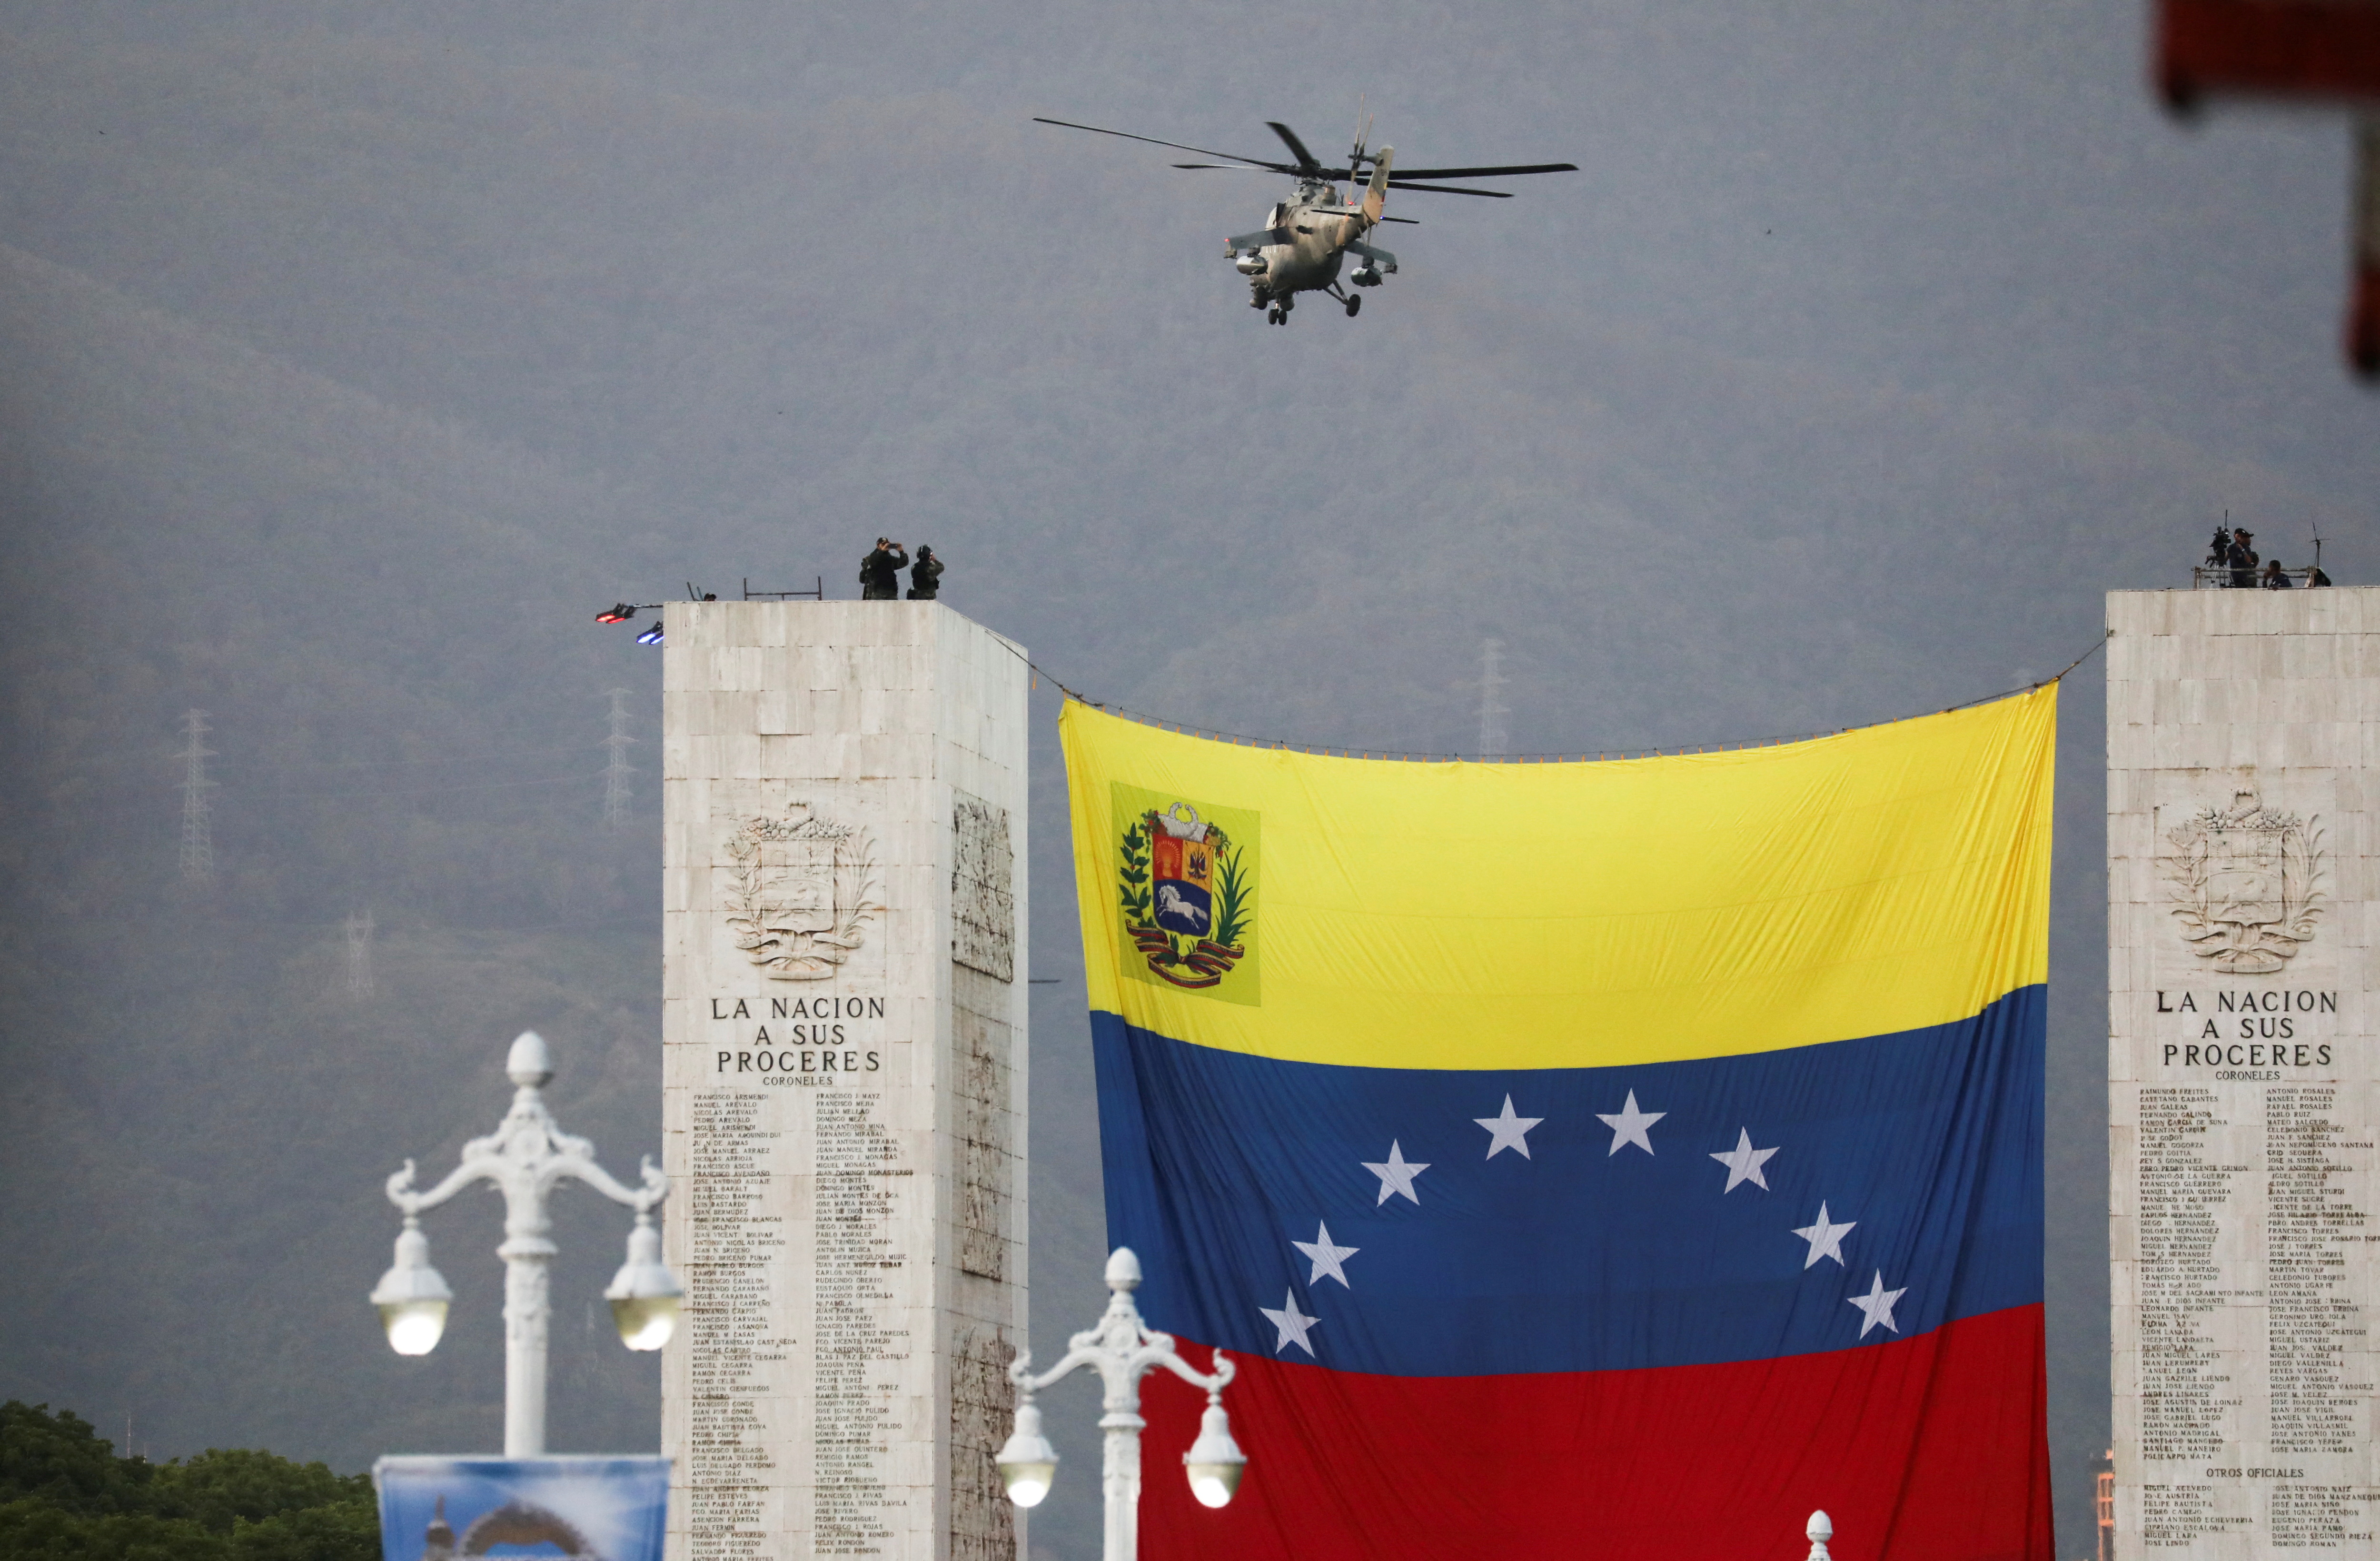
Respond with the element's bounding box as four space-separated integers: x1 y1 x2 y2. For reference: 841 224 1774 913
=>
860 544 907 600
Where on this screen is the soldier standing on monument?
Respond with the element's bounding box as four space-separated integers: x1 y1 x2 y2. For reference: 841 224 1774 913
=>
860 537 908 600
907 546 943 600
2227 529 2258 588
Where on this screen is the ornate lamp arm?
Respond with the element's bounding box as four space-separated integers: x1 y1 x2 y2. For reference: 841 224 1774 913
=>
1010 1341 1111 1397
545 1152 669 1213
1149 1344 1234 1397
384 1155 496 1216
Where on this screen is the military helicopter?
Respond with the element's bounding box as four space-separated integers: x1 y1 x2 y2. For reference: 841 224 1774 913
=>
1032 112 1577 324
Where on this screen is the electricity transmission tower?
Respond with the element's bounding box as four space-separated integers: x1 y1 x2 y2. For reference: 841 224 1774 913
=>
178 709 216 882
603 689 636 828
1477 640 1510 758
346 909 376 1001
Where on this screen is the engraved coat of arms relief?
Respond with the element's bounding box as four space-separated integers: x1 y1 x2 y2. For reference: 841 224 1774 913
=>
2163 790 2325 975
722 805 883 980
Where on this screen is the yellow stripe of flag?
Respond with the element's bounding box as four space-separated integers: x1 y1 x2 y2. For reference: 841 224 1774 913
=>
1063 686 2054 1069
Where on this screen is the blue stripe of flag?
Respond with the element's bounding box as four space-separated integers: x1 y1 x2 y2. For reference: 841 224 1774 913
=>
1094 985 2043 1378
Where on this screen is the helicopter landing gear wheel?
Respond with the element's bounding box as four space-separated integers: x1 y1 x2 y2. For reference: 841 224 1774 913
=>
1268 304 1286 325
1344 294 1361 318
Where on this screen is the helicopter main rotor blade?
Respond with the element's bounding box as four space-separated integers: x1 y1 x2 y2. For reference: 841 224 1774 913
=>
1383 180 1514 198
1266 121 1325 175
1032 117 1293 173
1383 161 1579 179
1178 161 1368 180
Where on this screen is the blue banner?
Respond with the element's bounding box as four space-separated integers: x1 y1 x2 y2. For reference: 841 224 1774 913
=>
374 1457 670 1561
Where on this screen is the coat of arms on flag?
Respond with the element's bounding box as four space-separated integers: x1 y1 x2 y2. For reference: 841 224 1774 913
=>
1114 789 1259 1001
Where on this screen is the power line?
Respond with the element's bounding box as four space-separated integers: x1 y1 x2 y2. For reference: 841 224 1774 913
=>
178 710 215 883
346 909 376 1001
41 741 601 776
27 769 604 825
1477 639 1510 758
603 689 635 829
222 743 595 773
248 772 601 801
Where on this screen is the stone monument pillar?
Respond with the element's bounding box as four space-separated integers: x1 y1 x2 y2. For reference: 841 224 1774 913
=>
659 601 1029 1561
2108 587 2377 1554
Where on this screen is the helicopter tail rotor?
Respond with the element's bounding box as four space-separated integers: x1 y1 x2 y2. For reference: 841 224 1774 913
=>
1349 96 1374 170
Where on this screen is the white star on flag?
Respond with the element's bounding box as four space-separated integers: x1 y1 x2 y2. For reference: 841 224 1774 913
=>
1292 1221 1360 1288
1259 1288 1320 1355
1792 1203 1857 1268
1361 1141 1430 1205
1709 1128 1778 1193
1596 1090 1665 1156
1474 1095 1545 1159
1847 1271 1907 1337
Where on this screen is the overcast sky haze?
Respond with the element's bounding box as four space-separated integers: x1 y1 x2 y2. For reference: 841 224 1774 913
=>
0 1 2371 1556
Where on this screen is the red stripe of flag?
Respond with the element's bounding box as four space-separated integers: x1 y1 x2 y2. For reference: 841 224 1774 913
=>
1130 1303 2052 1561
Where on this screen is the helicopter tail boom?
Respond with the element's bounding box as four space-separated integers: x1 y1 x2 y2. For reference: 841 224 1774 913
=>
1360 147 1394 225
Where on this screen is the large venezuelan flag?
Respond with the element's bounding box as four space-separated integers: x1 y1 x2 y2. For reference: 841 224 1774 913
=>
1061 689 2056 1561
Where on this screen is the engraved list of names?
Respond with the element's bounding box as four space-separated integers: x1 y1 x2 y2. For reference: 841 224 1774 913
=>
684 1072 923 1561
2108 587 2380 1557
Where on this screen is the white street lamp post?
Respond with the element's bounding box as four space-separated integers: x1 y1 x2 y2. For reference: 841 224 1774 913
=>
996 1248 1248 1561
369 1030 683 1456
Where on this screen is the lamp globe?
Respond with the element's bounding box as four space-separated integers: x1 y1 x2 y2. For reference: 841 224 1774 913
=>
370 1218 453 1356
1182 1400 1248 1508
995 1402 1060 1508
605 1213 685 1351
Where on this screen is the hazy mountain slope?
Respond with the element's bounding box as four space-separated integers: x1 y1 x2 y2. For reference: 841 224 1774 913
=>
0 241 670 1462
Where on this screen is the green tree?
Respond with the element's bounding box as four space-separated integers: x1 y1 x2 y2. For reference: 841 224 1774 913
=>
0 1404 159 1517
153 1449 371 1534
227 1502 381 1561
0 1406 376 1561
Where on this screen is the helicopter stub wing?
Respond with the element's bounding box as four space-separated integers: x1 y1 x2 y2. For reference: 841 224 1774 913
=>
1226 227 1294 252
